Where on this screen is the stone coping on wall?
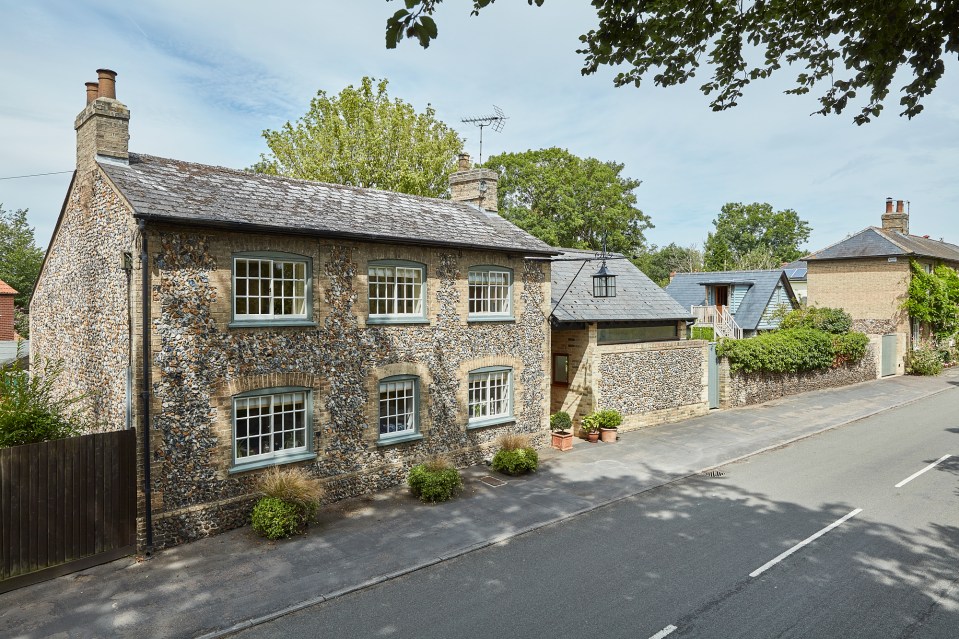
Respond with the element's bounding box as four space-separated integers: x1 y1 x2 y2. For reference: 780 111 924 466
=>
595 339 708 354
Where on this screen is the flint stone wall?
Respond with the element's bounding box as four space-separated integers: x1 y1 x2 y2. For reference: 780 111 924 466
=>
720 343 878 408
595 340 709 430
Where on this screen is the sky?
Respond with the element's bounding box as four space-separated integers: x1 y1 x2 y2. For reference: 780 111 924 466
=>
1 1 958 254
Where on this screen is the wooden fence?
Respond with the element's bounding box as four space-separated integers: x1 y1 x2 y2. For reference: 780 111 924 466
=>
0 429 137 593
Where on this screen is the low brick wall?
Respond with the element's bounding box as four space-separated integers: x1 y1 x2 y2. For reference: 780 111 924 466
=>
596 340 709 431
719 344 878 408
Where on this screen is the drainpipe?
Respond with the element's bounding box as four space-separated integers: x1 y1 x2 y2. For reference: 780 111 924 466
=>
138 219 154 554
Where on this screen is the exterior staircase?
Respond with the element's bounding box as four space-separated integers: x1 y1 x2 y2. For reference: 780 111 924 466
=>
691 304 744 340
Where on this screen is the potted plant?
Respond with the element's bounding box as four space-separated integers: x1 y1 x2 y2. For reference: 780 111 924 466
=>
580 413 600 443
549 411 574 451
596 409 623 443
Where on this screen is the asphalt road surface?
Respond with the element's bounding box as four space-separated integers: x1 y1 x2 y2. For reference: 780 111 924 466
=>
232 388 959 639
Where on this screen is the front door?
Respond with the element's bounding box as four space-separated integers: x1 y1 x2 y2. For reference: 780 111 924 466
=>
714 286 729 311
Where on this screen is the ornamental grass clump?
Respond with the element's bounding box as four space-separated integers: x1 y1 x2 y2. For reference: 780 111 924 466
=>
491 433 538 476
251 466 325 540
408 454 462 503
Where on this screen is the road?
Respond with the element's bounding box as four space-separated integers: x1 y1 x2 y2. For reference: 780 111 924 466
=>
233 388 959 639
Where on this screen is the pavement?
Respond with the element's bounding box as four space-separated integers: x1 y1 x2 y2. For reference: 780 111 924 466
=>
2 369 958 639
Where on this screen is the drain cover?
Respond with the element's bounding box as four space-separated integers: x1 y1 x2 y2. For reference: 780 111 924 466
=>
477 475 507 487
701 469 726 478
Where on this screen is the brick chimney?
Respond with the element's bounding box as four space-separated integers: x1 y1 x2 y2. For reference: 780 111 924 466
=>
449 153 498 212
881 197 909 235
0 279 18 341
75 69 130 176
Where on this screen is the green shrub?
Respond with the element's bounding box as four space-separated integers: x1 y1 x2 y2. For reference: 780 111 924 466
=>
251 496 303 540
717 328 835 374
691 326 715 341
0 353 91 449
549 411 572 433
907 346 943 376
780 306 853 334
593 409 623 429
256 466 324 523
408 455 462 503
492 447 539 475
832 332 869 366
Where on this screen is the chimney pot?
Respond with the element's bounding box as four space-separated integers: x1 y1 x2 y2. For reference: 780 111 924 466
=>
457 153 471 171
896 199 904 213
85 82 99 104
96 68 117 99
885 197 893 214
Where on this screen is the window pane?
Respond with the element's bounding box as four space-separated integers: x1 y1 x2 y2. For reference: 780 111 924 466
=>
379 379 416 436
234 391 308 463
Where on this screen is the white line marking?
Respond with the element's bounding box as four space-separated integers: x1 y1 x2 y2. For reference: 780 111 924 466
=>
649 625 678 639
749 508 862 578
895 455 952 488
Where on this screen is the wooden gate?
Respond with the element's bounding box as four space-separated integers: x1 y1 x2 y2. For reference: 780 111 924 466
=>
0 430 137 593
708 342 720 409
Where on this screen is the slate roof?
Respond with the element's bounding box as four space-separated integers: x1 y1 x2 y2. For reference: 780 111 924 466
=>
0 278 17 295
782 260 807 282
805 227 959 263
551 248 693 323
98 154 555 256
665 270 795 331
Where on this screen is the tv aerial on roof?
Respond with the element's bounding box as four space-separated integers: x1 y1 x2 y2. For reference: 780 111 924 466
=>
461 105 507 164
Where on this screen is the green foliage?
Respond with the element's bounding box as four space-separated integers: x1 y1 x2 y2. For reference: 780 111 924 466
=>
13 307 29 339
253 77 463 198
484 147 651 254
832 332 870 366
907 346 943 376
633 243 704 287
902 262 959 339
408 456 462 503
255 466 324 523
0 352 90 448
691 326 715 341
582 409 622 433
387 1 956 122
491 447 539 476
780 307 853 335
703 203 811 271
717 329 836 374
549 411 572 433
251 496 303 540
0 204 44 310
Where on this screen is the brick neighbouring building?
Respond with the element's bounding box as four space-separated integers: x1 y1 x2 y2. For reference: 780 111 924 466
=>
805 198 959 376
31 69 556 550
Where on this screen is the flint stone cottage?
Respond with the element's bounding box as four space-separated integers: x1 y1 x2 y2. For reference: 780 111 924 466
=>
30 70 555 550
805 198 959 377
550 249 709 431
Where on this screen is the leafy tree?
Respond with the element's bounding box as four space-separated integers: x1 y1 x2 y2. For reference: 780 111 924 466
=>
703 202 810 271
0 204 44 310
485 147 651 253
634 243 703 287
387 1 958 123
253 77 464 198
903 261 959 340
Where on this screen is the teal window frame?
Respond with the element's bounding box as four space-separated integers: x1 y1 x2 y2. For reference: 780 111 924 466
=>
230 251 315 328
377 374 424 445
367 260 429 325
467 265 514 322
467 366 514 429
230 386 315 473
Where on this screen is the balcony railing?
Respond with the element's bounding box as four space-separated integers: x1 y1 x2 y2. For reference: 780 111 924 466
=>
691 304 743 340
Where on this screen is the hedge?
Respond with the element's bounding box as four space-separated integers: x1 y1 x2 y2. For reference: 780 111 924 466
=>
717 328 868 374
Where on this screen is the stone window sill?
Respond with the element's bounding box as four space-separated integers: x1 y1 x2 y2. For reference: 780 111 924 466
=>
376 433 425 447
228 451 317 474
228 320 318 329
466 417 515 431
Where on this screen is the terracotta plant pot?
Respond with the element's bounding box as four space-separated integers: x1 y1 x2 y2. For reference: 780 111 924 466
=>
551 430 574 451
600 427 617 443
586 431 599 443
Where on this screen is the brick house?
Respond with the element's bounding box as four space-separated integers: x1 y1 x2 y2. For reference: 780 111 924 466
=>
550 249 709 431
805 198 959 376
0 278 26 367
30 70 555 550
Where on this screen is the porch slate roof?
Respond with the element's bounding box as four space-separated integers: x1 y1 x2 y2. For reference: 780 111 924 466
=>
550 248 693 323
98 154 556 256
665 270 794 331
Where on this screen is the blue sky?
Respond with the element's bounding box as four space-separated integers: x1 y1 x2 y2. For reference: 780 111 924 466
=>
2 1 958 254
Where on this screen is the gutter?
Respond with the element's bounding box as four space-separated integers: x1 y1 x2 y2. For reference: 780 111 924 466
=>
138 219 154 555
